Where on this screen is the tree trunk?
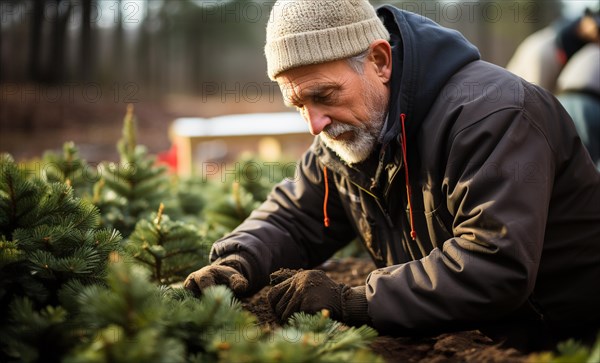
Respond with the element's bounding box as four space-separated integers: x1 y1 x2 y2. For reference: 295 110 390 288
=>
29 0 44 82
49 0 72 83
80 0 93 81
113 0 123 81
0 10 3 83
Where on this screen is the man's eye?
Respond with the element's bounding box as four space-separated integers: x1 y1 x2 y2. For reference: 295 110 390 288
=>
313 96 326 103
313 93 334 104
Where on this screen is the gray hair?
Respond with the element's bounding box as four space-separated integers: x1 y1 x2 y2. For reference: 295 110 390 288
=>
346 49 370 74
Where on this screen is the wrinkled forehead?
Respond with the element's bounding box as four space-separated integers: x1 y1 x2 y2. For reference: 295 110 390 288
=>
278 78 342 106
277 76 314 102
276 63 352 104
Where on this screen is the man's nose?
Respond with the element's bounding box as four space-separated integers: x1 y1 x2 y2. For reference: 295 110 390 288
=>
304 106 331 135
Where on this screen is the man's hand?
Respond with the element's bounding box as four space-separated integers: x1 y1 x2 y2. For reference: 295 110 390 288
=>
267 269 372 326
184 265 249 297
267 269 344 322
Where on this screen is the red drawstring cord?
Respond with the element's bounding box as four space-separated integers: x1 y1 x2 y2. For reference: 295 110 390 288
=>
323 166 330 227
321 115 415 237
401 113 417 240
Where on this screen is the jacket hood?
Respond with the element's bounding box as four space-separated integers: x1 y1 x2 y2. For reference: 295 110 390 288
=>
314 6 480 188
377 6 480 145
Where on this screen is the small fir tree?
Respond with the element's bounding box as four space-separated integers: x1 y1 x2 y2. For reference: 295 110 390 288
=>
126 203 211 285
234 156 279 203
65 254 256 363
175 177 208 217
0 154 122 363
95 105 176 237
219 310 383 363
66 254 382 363
526 335 600 363
42 142 98 198
64 254 187 363
203 181 261 233
199 156 296 240
0 119 385 363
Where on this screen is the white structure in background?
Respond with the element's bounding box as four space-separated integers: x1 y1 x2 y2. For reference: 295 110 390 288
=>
170 112 313 177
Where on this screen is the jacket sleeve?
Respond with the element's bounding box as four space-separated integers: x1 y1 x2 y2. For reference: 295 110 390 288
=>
209 145 356 291
367 93 563 333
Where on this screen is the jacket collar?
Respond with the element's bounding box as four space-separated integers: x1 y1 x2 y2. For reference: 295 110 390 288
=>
377 6 480 145
315 6 481 190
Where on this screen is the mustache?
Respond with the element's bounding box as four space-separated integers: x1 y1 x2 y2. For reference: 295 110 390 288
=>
322 122 362 139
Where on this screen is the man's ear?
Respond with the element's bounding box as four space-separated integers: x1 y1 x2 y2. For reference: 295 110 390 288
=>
369 40 392 83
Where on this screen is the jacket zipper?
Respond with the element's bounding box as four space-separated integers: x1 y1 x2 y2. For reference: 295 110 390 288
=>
350 180 394 228
383 164 402 198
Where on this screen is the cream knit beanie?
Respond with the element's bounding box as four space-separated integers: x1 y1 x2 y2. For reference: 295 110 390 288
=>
265 0 390 80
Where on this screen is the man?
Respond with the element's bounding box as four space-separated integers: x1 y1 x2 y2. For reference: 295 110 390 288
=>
185 0 600 351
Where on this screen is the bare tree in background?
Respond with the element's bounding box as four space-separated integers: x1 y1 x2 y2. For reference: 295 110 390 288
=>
113 0 124 81
29 0 44 82
80 0 94 81
26 0 74 83
2 0 568 93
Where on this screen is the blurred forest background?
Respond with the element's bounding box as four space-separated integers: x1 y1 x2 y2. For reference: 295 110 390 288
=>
0 0 595 162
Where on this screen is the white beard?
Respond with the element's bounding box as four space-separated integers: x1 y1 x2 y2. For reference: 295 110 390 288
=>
321 81 387 165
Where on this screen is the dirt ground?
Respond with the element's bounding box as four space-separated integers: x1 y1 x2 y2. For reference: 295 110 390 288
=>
242 257 529 363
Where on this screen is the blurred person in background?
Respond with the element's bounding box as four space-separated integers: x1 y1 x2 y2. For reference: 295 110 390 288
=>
507 8 600 167
185 0 600 352
556 43 600 168
506 8 599 93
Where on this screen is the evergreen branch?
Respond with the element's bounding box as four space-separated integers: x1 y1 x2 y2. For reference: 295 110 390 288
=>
92 179 104 205
0 239 23 270
132 255 156 268
154 203 165 226
6 169 17 237
118 104 137 159
27 250 56 279
162 247 205 259
232 182 244 219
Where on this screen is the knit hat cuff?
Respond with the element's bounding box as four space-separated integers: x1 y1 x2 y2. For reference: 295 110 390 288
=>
266 17 390 80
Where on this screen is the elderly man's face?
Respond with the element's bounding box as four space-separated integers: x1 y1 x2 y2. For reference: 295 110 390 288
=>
276 55 390 164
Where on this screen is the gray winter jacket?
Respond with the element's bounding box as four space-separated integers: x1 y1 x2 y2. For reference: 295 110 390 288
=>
210 7 600 333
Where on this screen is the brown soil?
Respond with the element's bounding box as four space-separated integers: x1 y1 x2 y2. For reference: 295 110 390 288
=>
241 257 528 363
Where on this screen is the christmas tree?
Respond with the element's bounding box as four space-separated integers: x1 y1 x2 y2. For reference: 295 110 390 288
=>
64 253 189 363
42 142 97 198
235 156 281 203
0 115 384 363
175 177 208 218
66 253 382 363
95 105 177 237
219 310 383 363
126 203 211 285
202 181 261 235
0 154 122 362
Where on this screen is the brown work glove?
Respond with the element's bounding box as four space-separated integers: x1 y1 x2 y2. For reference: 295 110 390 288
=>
184 256 250 297
267 269 371 327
